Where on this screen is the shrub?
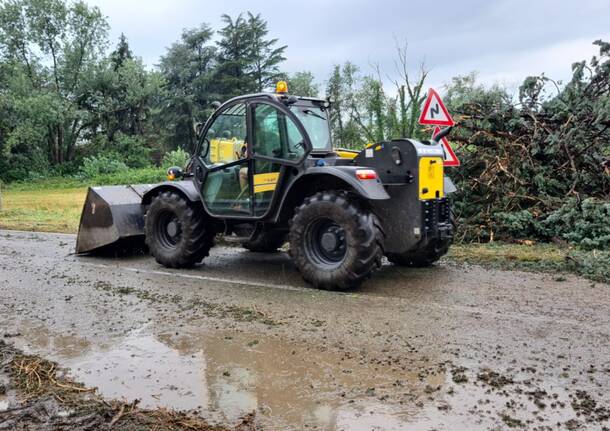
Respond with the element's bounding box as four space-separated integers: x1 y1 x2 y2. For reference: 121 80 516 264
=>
0 149 51 182
542 198 610 250
91 167 166 185
162 148 190 169
493 210 540 239
566 249 610 283
4 167 166 191
78 154 128 179
114 134 152 169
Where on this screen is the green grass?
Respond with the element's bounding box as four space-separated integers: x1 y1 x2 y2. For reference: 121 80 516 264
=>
0 167 166 233
446 242 609 284
0 187 86 233
447 242 566 268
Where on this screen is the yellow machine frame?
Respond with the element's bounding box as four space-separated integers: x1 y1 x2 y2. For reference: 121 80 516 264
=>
418 157 444 199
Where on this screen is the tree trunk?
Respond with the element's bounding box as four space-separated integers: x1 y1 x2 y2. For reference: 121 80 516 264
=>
48 126 58 164
57 124 64 163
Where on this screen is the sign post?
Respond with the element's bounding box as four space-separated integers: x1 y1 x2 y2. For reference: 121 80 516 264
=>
418 88 460 166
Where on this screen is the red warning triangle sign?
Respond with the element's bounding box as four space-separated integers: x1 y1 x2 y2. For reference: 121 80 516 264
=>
419 88 455 126
432 126 460 167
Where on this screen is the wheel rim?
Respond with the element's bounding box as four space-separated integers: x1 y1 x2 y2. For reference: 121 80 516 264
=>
304 217 347 268
155 210 182 249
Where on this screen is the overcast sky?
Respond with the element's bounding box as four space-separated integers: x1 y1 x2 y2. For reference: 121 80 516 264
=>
85 0 610 95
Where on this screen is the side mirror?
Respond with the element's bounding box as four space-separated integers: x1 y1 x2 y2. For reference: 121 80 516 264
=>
432 126 453 144
200 137 211 159
210 101 221 110
194 122 204 137
167 166 183 181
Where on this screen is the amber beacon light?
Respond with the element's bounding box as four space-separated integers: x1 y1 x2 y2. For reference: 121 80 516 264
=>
276 81 288 94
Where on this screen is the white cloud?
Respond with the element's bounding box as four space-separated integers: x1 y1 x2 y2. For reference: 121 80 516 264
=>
84 0 610 91
429 36 610 92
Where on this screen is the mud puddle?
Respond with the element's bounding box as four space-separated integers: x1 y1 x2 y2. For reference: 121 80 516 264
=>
12 322 449 430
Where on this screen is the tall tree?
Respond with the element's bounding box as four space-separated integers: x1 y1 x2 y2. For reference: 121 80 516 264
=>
389 41 428 139
286 71 319 97
326 65 345 145
159 24 216 152
214 12 287 97
0 0 109 164
246 12 286 92
110 33 132 70
325 44 429 148
214 14 253 98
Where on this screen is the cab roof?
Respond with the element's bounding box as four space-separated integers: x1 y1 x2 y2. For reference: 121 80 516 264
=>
219 92 328 110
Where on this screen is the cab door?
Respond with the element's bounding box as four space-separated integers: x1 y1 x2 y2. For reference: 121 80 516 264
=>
194 99 310 219
196 102 252 217
249 100 312 217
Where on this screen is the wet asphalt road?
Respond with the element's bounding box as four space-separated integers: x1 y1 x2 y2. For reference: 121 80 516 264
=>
0 230 609 430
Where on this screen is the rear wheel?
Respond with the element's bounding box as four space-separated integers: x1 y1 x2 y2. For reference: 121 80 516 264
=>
289 191 383 290
145 191 214 268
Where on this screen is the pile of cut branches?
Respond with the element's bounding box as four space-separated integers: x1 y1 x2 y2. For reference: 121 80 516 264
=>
445 40 610 246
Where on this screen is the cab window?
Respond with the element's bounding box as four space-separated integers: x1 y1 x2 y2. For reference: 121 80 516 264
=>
253 104 306 162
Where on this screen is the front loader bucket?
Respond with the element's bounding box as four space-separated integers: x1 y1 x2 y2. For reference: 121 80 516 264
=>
75 184 154 254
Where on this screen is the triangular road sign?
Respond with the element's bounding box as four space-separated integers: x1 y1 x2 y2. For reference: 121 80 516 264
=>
419 88 454 126
432 126 460 167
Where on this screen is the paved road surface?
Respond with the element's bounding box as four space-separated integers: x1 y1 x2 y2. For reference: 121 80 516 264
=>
0 230 609 430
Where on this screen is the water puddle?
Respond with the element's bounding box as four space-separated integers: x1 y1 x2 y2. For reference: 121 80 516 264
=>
6 320 595 429
69 328 438 429
16 324 444 429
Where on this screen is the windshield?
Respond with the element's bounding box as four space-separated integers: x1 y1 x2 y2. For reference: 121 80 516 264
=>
290 105 331 151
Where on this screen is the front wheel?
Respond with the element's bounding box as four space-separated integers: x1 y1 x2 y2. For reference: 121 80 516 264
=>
145 191 214 268
289 191 383 290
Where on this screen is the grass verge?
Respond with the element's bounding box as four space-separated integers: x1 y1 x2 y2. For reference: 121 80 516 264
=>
0 187 86 233
0 168 165 233
446 243 610 284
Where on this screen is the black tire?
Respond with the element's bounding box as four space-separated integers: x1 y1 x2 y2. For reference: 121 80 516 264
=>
386 239 451 267
242 229 287 252
289 191 383 290
145 191 214 268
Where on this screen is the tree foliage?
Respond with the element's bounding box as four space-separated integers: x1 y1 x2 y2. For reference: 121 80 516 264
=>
0 0 108 164
214 12 285 97
325 43 428 148
158 24 216 153
285 71 319 97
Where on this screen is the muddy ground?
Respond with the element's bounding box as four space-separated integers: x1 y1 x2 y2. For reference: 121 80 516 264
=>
0 230 609 430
